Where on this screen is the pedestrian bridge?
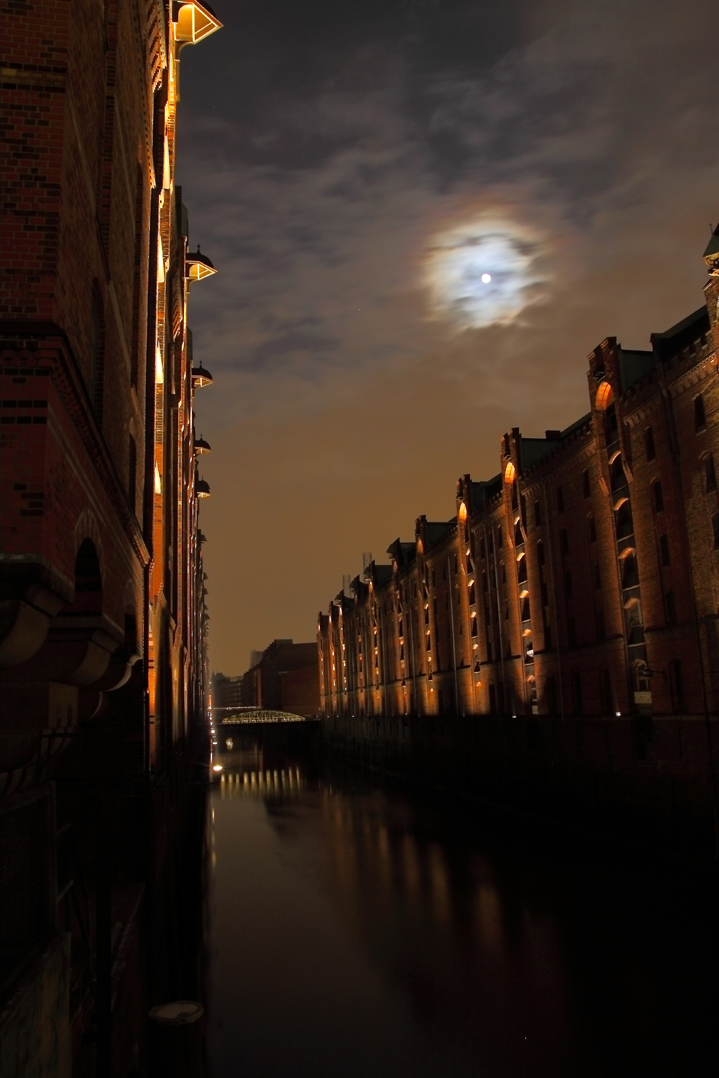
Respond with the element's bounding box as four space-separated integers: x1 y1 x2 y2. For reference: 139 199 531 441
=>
216 708 315 725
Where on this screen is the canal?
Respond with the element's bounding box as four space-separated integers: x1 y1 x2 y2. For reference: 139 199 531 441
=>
206 727 718 1078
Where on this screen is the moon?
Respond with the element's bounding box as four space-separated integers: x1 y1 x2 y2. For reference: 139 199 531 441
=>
423 216 546 329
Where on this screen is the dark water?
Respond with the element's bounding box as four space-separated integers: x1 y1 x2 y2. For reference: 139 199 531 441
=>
206 730 718 1078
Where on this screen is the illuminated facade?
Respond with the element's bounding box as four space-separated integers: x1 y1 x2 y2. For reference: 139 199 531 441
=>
319 236 719 840
0 1 220 1072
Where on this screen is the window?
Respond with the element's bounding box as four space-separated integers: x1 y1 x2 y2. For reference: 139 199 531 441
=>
541 581 549 607
610 455 625 492
520 597 530 622
660 534 670 566
713 514 719 550
537 540 545 566
560 529 569 557
665 590 676 625
671 659 685 711
645 426 656 461
471 617 478 638
564 571 572 597
480 537 486 560
557 486 564 513
621 551 639 589
514 519 523 547
545 625 552 650
582 469 590 498
599 668 612 713
520 494 527 527
596 609 606 641
569 618 577 646
546 675 557 715
571 670 583 715
593 564 601 590
604 403 618 446
695 394 706 431
517 556 527 584
705 454 716 493
468 583 475 605
652 480 664 512
511 482 518 511
616 499 633 539
587 514 597 543
534 501 542 526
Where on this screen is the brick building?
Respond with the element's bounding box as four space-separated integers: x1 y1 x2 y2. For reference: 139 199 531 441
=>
231 639 320 719
318 234 719 847
1 2 221 1073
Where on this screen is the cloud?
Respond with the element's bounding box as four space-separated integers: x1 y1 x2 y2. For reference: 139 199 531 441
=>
178 0 718 669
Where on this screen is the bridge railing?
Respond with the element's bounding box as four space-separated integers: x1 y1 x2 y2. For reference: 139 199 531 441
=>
217 709 314 725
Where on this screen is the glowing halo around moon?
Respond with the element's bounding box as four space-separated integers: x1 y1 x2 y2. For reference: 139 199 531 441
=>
423 216 547 330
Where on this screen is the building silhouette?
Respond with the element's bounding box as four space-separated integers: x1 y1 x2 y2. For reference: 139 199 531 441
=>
0 2 221 1073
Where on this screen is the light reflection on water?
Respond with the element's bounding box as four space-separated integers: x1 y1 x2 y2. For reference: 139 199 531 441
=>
207 734 718 1078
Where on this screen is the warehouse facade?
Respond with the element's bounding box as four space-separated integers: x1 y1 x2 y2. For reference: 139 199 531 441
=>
319 235 719 846
0 2 220 1073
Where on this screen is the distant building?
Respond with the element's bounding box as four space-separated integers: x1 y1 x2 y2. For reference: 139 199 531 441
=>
235 639 320 718
213 672 243 711
318 232 719 833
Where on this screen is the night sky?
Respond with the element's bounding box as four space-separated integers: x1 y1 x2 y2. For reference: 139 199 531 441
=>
178 0 717 675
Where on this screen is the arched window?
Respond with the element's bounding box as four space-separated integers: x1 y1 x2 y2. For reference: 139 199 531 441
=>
694 394 706 431
645 426 656 461
517 552 527 583
615 499 633 539
610 454 626 493
620 549 639 589
65 539 103 617
704 453 716 493
652 480 664 512
604 403 618 447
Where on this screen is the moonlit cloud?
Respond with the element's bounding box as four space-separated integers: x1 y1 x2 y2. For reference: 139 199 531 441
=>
178 0 718 672
423 216 547 328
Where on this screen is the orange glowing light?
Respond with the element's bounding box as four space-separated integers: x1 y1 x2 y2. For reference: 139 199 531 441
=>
595 381 613 411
